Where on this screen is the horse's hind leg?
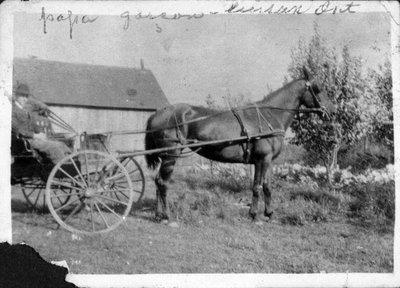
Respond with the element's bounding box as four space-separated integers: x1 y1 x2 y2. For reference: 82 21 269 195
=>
262 156 274 218
155 156 176 222
249 160 263 220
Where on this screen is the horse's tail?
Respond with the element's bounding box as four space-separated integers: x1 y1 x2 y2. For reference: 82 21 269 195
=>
144 113 161 170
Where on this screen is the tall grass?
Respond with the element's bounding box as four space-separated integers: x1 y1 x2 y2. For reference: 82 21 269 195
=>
176 163 394 233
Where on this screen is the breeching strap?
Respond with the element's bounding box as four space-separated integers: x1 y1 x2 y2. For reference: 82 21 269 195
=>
231 108 251 163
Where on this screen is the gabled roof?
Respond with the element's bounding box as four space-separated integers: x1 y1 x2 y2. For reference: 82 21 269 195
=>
13 58 170 110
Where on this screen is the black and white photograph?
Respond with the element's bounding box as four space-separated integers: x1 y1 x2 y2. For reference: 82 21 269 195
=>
0 1 399 287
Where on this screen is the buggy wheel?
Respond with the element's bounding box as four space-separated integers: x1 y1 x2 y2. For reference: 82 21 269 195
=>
118 156 145 204
20 178 46 210
21 178 71 211
46 150 134 235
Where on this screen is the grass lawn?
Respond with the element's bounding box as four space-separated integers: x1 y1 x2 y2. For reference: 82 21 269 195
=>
11 168 394 274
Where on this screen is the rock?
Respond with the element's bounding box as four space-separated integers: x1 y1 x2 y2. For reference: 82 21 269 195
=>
168 222 179 228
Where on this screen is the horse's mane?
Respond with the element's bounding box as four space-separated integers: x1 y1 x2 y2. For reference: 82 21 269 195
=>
258 79 303 104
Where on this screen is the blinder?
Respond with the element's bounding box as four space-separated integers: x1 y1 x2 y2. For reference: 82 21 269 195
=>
305 81 330 120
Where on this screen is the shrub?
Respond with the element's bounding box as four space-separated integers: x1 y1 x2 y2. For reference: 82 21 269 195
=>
344 181 395 230
337 141 393 173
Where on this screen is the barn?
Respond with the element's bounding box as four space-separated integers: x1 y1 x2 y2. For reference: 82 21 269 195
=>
13 58 170 152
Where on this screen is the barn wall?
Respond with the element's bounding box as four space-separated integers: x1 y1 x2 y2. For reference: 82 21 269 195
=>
49 106 154 153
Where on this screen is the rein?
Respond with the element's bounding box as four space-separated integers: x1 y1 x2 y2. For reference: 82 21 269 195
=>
98 81 328 137
106 103 325 137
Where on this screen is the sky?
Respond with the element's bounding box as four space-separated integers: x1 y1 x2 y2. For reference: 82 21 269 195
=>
14 11 391 106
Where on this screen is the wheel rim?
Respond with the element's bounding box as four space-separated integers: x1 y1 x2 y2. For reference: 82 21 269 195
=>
46 150 134 235
119 156 145 204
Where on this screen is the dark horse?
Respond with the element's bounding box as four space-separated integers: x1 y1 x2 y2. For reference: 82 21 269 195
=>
145 67 336 222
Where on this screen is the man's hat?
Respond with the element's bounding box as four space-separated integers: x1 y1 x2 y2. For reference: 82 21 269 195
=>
15 84 30 97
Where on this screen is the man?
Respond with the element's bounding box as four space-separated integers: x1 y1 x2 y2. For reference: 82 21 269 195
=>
12 83 71 165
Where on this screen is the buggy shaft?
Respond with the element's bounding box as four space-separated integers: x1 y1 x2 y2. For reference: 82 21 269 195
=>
116 129 285 158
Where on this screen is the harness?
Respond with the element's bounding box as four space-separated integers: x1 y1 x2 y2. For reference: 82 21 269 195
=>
231 108 251 163
229 81 328 163
153 80 329 161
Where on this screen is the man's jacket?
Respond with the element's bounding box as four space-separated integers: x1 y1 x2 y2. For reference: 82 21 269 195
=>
12 102 36 139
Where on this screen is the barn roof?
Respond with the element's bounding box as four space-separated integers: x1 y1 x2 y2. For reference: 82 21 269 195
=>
13 58 170 110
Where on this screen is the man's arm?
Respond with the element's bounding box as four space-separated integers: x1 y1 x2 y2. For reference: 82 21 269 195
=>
12 104 35 138
25 97 50 116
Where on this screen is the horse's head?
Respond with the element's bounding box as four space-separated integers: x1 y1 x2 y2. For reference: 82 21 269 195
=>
300 66 336 118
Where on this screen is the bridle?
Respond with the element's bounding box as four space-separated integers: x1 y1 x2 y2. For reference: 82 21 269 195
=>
305 81 331 120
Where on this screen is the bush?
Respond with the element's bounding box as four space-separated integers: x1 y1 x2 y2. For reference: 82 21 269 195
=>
337 141 393 173
344 181 395 231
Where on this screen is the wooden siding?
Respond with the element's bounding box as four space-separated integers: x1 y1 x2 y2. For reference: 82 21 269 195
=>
49 105 154 153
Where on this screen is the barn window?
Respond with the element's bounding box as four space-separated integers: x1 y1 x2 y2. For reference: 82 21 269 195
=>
126 88 137 98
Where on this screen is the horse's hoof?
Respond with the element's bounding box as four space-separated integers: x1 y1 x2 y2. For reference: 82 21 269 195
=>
264 211 274 219
249 211 257 220
155 213 169 223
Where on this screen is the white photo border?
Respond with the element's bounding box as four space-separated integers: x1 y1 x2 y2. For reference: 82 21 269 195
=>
0 1 399 287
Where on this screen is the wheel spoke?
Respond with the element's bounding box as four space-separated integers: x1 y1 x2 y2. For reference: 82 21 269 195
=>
26 187 38 198
113 177 141 184
70 156 88 188
96 198 124 221
101 188 132 193
106 170 128 182
113 190 121 201
58 167 87 189
111 186 129 199
94 201 110 228
94 154 100 184
53 190 64 206
62 202 83 223
84 150 91 187
112 183 143 196
90 201 95 232
54 197 81 213
33 189 41 207
127 168 139 175
95 194 129 206
50 191 82 198
51 180 85 192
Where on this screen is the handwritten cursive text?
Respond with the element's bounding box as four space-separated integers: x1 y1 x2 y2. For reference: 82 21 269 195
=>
120 11 204 30
39 7 98 39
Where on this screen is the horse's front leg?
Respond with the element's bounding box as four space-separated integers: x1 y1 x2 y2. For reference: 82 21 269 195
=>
262 156 274 219
249 160 263 220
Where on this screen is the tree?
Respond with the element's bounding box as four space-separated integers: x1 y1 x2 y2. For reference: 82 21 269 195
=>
288 23 373 184
368 59 393 151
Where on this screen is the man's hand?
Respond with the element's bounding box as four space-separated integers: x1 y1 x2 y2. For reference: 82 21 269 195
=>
33 132 47 140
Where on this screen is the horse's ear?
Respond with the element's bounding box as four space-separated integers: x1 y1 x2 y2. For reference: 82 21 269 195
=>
303 66 311 81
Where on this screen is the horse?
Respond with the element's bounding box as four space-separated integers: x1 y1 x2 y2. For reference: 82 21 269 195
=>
144 67 336 222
